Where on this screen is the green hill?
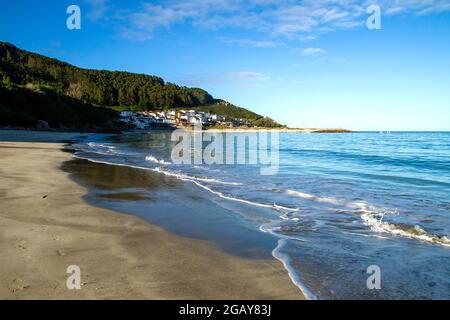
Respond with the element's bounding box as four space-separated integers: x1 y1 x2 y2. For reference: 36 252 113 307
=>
0 42 283 129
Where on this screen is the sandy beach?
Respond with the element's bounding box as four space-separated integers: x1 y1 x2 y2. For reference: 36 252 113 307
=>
0 140 303 300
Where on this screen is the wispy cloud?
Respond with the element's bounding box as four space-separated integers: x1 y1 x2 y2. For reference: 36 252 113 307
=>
92 0 450 41
299 35 316 42
84 0 109 22
292 47 347 67
380 0 450 16
301 47 327 57
418 1 450 15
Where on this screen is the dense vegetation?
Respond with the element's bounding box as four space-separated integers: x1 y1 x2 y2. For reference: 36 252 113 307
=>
0 42 214 108
0 42 284 129
0 85 118 129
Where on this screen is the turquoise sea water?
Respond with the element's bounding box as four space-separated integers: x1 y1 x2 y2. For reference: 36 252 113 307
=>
71 131 450 299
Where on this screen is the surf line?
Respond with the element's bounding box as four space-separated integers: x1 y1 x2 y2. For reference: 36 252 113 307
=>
188 178 299 212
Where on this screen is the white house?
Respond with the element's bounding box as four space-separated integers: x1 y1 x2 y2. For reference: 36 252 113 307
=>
167 110 176 119
189 116 202 125
186 110 196 117
120 111 133 118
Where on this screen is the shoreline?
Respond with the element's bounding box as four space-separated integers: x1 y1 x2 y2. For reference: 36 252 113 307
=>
175 127 352 133
0 126 353 134
0 140 304 299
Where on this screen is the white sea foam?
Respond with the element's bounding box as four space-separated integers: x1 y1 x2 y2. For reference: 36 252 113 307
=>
285 189 378 211
73 154 150 171
75 142 117 155
271 239 317 300
145 155 171 165
280 213 300 221
151 166 299 212
259 223 309 242
87 142 116 150
152 167 242 186
73 153 299 213
286 190 344 206
258 222 315 300
186 178 299 212
73 151 314 299
361 211 450 247
286 189 450 247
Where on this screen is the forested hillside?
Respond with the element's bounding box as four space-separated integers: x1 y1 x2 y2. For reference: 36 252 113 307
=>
0 42 284 129
0 42 214 109
0 85 118 129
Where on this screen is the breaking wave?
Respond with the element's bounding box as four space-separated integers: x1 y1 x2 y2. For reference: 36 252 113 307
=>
152 167 242 186
145 155 171 165
72 153 297 213
286 189 450 247
285 189 378 211
361 211 450 247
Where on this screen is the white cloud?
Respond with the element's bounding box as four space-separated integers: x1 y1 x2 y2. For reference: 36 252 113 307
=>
84 0 108 22
377 0 450 16
418 1 450 15
301 47 327 57
99 0 450 41
299 35 316 42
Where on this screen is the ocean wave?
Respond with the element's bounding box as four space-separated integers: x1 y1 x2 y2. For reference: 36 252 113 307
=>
87 142 115 148
280 212 300 221
361 212 450 247
185 178 299 212
145 155 171 165
259 223 309 243
273 239 317 300
73 142 133 157
286 190 344 206
73 154 150 171
70 142 116 156
192 165 223 173
72 154 297 213
285 189 450 247
152 167 242 186
253 224 317 300
150 168 299 212
87 142 116 152
285 189 377 211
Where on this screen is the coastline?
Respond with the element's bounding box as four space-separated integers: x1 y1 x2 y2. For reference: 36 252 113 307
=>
0 140 304 299
0 126 353 134
179 127 352 133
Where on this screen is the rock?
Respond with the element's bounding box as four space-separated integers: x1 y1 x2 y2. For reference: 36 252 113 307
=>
36 120 50 131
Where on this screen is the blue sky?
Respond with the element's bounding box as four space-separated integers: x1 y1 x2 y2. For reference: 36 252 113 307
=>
1 0 450 130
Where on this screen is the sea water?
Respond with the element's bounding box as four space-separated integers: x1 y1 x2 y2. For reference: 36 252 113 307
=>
71 131 450 299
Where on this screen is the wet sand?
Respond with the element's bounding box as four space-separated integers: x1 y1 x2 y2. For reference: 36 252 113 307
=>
0 140 303 299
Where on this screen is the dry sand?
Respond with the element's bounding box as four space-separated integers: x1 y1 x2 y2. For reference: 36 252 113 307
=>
0 141 303 300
